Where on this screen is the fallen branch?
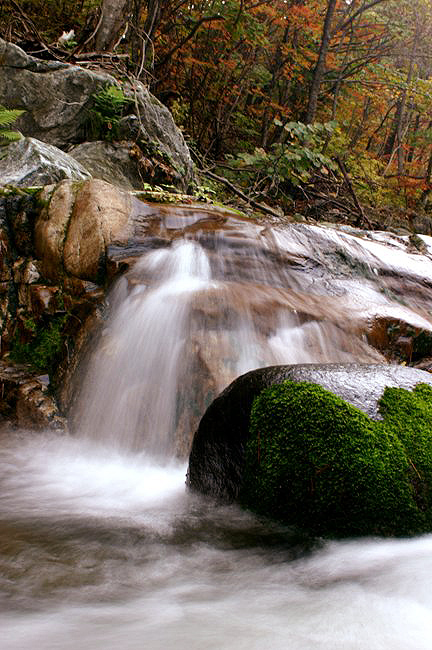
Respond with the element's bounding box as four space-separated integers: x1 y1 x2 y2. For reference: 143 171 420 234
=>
9 0 62 60
203 170 283 219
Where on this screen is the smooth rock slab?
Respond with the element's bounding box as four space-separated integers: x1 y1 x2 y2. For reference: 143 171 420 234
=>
0 137 91 187
187 363 432 500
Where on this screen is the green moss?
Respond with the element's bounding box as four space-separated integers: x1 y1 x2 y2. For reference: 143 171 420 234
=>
242 380 432 537
10 313 68 376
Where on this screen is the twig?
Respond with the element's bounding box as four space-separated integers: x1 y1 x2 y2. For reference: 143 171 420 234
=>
9 0 61 60
203 170 283 219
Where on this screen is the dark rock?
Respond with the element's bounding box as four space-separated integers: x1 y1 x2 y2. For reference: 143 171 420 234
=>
411 214 432 236
68 141 144 190
187 363 432 501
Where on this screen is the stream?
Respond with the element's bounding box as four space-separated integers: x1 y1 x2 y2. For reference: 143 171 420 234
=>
2 216 432 648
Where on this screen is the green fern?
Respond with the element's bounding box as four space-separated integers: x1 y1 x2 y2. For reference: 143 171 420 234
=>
0 105 25 143
86 85 131 142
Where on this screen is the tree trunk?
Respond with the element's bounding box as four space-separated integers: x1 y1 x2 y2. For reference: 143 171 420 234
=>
305 0 337 124
95 0 130 52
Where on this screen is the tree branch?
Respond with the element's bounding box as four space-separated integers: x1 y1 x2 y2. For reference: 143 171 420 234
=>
155 15 224 69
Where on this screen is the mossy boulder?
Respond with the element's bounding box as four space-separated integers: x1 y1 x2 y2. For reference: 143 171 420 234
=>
187 363 432 502
242 380 432 537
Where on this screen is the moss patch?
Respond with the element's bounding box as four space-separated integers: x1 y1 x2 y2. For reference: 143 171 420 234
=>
242 380 432 537
10 313 69 378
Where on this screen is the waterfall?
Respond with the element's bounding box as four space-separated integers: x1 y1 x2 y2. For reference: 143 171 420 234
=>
3 212 432 650
75 239 215 457
72 220 384 459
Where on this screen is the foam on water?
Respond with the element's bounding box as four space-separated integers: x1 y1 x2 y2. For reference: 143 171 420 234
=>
1 432 432 650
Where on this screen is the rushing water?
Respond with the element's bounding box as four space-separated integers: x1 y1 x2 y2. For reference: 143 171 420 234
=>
2 431 432 650
2 215 432 648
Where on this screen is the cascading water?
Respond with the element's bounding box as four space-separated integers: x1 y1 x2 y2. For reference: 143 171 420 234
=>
72 221 385 458
2 210 432 650
75 239 216 457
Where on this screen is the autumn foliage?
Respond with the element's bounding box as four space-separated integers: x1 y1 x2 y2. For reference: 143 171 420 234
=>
3 0 432 216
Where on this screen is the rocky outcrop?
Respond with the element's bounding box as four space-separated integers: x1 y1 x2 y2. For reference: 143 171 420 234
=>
187 363 432 501
0 38 194 188
0 361 66 430
0 137 91 187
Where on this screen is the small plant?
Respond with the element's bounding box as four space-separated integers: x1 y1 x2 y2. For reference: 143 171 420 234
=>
86 85 132 142
0 105 25 143
227 120 338 190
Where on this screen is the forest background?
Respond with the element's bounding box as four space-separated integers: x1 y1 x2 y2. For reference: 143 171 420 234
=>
2 0 432 230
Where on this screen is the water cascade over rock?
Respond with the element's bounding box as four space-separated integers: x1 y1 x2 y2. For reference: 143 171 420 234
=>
69 206 432 459
2 202 432 648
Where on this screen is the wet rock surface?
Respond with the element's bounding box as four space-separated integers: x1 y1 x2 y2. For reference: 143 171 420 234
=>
0 138 91 187
2 188 432 432
187 363 432 500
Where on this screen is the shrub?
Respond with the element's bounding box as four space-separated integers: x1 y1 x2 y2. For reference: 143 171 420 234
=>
242 380 432 537
10 314 68 376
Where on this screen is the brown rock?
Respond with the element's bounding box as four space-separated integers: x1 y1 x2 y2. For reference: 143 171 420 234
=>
367 316 432 363
35 180 76 281
30 285 59 315
0 361 66 430
35 179 133 283
63 179 132 281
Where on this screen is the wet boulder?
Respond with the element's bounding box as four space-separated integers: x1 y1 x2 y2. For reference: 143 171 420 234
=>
35 179 132 283
187 363 432 534
0 137 91 187
241 379 432 537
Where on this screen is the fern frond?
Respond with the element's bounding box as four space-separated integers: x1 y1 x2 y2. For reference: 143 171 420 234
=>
0 106 25 128
0 130 22 142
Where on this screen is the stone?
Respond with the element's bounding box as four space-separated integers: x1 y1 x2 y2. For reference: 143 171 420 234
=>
187 363 432 501
0 138 91 187
35 179 132 283
13 258 41 284
68 141 144 190
0 360 66 430
0 38 194 187
34 180 76 281
368 316 432 364
63 179 132 281
242 380 432 536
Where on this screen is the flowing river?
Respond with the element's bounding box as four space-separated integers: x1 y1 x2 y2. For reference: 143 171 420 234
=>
2 214 432 648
